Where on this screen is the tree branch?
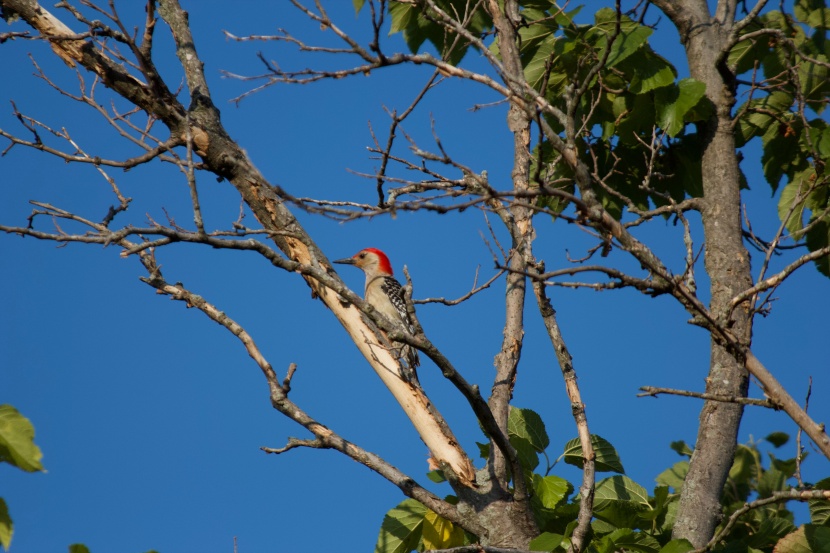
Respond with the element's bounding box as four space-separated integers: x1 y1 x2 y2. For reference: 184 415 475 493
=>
638 386 780 408
529 260 594 553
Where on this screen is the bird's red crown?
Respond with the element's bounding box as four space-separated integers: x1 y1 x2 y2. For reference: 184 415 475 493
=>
360 247 393 275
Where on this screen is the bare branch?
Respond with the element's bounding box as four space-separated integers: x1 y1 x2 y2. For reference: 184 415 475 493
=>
731 245 830 312
745 351 830 457
529 260 594 553
375 71 442 207
138 257 482 533
638 386 780 408
415 266 505 306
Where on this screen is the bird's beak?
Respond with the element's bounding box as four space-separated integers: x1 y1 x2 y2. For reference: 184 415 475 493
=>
333 257 356 265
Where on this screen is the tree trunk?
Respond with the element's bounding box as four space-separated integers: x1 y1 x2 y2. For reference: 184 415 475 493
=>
658 1 754 546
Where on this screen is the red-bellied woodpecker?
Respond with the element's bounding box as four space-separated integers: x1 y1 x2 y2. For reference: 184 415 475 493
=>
334 247 420 385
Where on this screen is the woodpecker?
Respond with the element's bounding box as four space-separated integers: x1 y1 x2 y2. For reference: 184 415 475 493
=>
334 248 420 384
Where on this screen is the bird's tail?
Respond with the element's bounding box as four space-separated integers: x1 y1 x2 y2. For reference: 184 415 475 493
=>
399 343 420 386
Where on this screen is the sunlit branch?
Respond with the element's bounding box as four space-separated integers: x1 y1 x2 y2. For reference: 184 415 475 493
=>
138 258 479 533
637 386 779 408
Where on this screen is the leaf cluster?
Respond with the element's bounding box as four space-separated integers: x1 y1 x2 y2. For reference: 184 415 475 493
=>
0 404 45 551
382 0 830 277
656 432 828 553
376 407 828 553
730 3 830 276
513 5 710 219
358 0 493 65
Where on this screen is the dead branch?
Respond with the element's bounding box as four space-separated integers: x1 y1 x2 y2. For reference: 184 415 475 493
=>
638 386 780 408
415 266 506 306
375 71 442 207
730 245 830 312
137 255 483 533
529 260 595 553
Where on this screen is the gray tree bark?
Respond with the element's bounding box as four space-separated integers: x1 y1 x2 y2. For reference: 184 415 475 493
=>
651 0 754 546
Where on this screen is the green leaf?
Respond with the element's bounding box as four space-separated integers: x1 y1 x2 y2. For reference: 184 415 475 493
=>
656 461 689 491
804 121 830 159
729 444 761 484
600 528 661 553
426 470 446 483
639 485 671 523
593 478 652 530
669 440 694 458
511 436 541 471
761 119 805 192
352 0 366 14
533 474 573 509
758 467 789 497
388 2 416 35
593 8 653 68
618 49 676 93
0 405 44 472
651 485 670 514
68 545 91 553
777 169 817 236
614 92 657 145
735 91 794 147
594 529 631 553
795 0 830 29
519 10 560 91
812 500 830 527
388 0 492 66
422 510 466 551
663 495 680 533
654 78 706 137
799 55 830 113
508 407 550 451
806 217 830 278
592 518 619 535
766 432 790 448
375 499 426 553
594 475 651 508
555 5 582 26
747 517 797 549
729 24 772 75
658 539 695 553
0 498 11 552
659 135 704 199
563 435 625 474
529 531 564 552
810 478 830 525
771 455 801 477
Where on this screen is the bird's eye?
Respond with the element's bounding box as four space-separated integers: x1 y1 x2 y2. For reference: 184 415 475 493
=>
358 253 365 259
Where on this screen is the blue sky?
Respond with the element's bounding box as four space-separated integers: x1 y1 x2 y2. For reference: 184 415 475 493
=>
1 2 828 552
